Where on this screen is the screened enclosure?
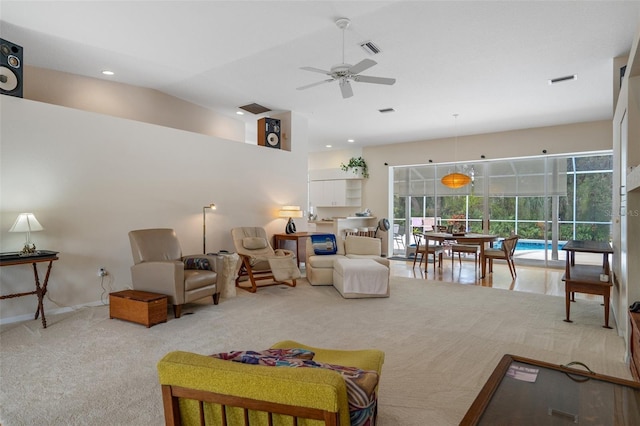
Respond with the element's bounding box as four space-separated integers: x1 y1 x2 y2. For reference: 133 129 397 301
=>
392 153 613 265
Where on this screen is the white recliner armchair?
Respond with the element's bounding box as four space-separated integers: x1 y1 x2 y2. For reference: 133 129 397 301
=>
128 228 220 318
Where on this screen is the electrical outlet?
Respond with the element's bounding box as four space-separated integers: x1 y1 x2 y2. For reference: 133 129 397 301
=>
98 267 108 277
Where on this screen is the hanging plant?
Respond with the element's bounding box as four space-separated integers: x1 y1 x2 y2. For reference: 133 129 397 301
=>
340 156 369 178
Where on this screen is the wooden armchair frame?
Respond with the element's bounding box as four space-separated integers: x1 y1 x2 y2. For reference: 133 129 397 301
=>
161 385 338 426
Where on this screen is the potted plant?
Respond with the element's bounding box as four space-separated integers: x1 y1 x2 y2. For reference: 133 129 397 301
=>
340 156 369 178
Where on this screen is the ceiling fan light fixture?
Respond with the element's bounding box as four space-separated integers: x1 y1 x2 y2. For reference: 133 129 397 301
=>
297 17 396 98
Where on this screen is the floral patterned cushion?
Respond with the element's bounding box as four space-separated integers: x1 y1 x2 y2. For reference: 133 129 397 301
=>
210 348 378 426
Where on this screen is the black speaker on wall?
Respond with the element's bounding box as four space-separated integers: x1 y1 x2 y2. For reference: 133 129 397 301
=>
257 117 281 149
0 38 23 98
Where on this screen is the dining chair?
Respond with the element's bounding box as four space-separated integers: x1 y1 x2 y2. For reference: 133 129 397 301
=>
450 242 480 269
483 235 520 279
412 233 443 274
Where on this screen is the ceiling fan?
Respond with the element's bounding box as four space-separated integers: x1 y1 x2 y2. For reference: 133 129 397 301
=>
297 18 396 99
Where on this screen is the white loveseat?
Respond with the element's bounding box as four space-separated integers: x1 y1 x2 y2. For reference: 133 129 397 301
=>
305 235 390 286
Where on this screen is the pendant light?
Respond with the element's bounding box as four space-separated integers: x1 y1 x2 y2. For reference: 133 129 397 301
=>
441 114 471 189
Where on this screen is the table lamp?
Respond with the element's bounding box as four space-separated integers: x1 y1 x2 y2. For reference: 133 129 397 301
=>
9 212 44 255
279 206 303 234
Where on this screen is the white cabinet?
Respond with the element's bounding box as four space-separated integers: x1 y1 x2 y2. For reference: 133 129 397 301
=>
310 180 361 207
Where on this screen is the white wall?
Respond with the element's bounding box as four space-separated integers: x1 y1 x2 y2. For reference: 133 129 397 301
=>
0 96 309 322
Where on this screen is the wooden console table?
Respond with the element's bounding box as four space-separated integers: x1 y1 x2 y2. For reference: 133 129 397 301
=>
0 250 59 328
461 354 640 425
562 240 614 328
273 232 321 268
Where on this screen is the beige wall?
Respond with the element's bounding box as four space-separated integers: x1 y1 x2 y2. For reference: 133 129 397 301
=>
0 96 309 322
309 120 612 253
24 66 246 143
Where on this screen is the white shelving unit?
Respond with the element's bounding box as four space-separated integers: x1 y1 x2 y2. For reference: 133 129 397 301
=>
613 25 640 359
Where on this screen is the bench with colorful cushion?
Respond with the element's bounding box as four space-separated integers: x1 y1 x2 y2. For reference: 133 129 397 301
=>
157 340 384 426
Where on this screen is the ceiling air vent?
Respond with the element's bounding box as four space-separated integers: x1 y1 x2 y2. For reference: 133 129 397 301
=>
378 108 395 113
360 40 381 55
238 103 271 114
548 74 577 85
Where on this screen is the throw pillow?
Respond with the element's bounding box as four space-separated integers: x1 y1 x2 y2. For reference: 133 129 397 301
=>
242 237 268 250
183 257 211 270
310 234 338 255
210 348 315 363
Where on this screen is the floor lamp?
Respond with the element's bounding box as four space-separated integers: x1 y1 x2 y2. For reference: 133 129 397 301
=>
202 203 216 254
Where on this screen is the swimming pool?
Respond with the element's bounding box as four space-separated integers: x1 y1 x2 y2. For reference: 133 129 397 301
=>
496 240 566 251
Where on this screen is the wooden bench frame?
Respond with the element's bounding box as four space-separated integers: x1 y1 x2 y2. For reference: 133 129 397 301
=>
161 384 339 426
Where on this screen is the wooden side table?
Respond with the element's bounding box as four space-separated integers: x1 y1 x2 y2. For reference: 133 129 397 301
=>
562 240 614 328
461 354 640 425
273 232 321 268
0 250 59 328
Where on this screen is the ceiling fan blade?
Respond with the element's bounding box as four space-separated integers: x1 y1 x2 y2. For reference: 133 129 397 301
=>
353 75 396 85
300 66 331 75
296 79 334 90
348 59 377 75
339 79 353 99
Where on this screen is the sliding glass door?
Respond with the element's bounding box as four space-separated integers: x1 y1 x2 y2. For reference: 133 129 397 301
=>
391 152 612 266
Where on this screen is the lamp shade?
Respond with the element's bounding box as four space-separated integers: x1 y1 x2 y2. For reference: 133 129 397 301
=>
278 206 303 218
441 172 472 189
9 213 44 233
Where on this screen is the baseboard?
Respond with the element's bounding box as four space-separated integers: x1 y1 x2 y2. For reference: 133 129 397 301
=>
0 299 106 326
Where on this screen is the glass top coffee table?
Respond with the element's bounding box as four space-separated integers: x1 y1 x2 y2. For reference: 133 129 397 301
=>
461 354 640 425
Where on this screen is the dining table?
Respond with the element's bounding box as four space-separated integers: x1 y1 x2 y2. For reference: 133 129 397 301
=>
423 232 499 278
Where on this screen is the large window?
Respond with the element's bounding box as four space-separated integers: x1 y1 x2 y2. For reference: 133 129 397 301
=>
392 152 613 265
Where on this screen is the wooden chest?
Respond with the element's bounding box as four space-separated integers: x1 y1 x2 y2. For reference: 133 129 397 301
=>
109 290 167 328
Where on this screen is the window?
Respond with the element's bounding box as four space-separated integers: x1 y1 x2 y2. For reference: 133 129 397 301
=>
392 152 612 264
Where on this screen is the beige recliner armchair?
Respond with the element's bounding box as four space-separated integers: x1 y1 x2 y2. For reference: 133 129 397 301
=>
129 228 220 318
231 227 300 293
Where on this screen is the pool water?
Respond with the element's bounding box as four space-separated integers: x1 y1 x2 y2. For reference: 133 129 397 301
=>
497 241 565 251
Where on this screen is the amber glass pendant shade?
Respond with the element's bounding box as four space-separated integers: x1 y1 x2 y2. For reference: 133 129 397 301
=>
441 172 472 189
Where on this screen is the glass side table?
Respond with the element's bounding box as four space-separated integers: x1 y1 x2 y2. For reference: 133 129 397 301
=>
461 354 640 425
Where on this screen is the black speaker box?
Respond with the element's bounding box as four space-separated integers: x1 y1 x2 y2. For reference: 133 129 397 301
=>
0 38 23 98
258 117 281 149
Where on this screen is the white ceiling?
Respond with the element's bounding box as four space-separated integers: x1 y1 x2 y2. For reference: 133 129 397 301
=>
1 1 639 152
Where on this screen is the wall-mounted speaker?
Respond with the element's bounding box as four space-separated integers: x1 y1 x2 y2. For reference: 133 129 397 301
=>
0 38 23 98
257 117 281 149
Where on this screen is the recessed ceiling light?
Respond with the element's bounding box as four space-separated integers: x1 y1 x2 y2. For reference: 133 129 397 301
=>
102 70 114 76
236 111 244 115
548 74 577 85
347 139 355 143
325 144 332 148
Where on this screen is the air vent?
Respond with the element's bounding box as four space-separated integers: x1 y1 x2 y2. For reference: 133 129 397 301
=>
548 75 577 85
360 40 381 55
238 103 271 114
379 108 395 113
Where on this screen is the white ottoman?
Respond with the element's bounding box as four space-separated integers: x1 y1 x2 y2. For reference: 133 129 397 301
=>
333 258 390 299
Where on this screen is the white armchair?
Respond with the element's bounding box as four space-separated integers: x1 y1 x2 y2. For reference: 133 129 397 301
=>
128 228 220 318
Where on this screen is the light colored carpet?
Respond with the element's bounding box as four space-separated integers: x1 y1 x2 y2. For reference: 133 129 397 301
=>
0 277 630 425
